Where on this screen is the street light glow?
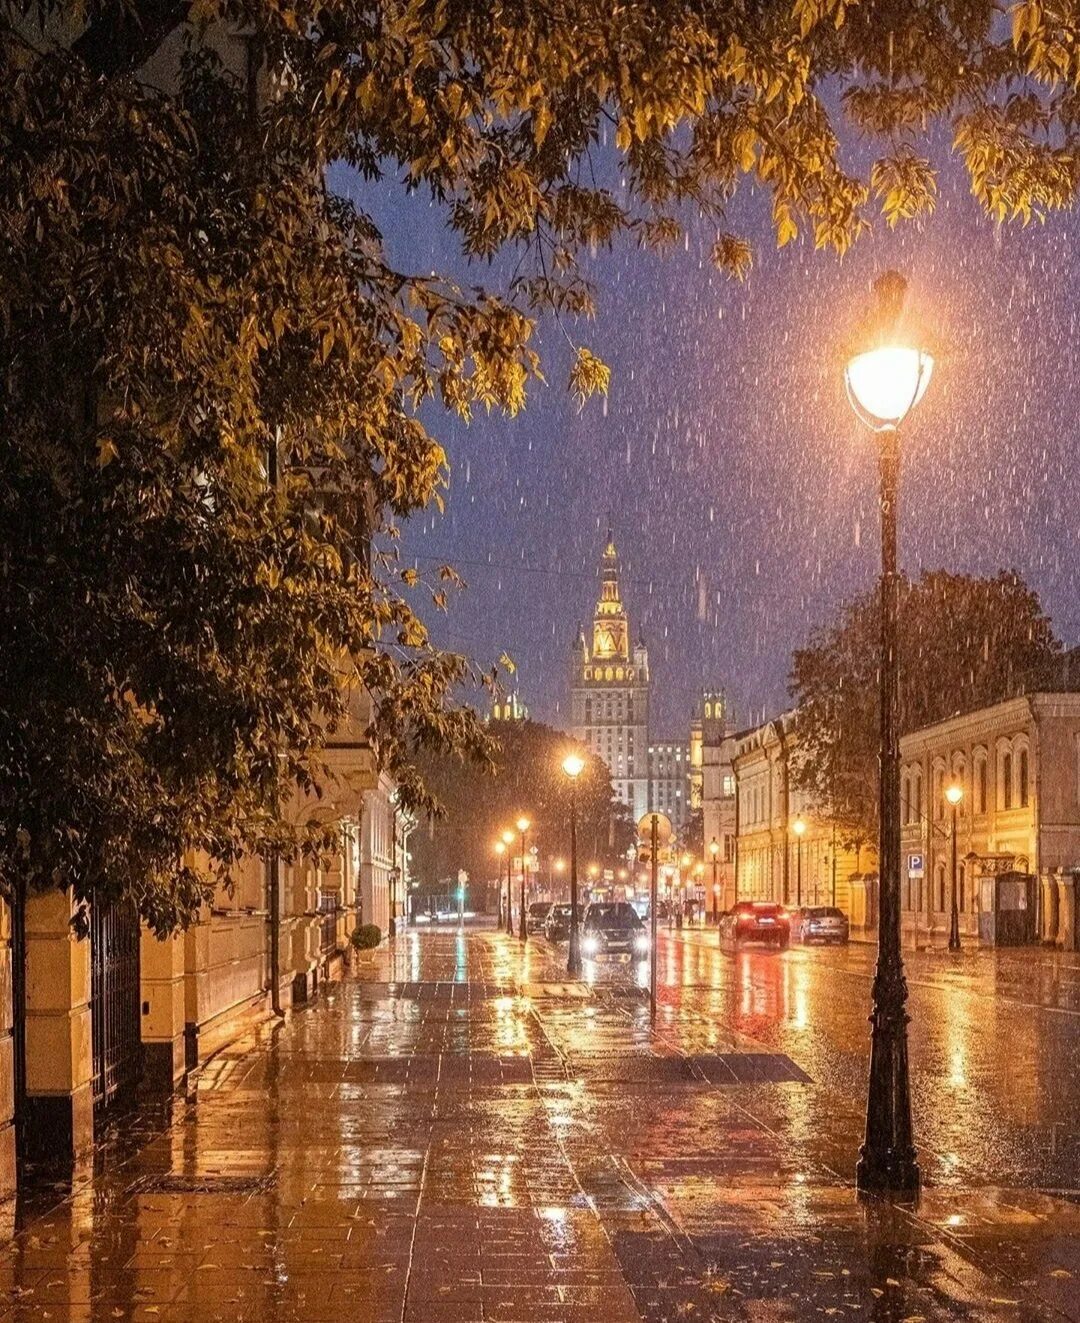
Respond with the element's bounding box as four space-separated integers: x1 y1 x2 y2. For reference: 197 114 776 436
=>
845 346 933 431
945 783 964 806
516 815 530 833
562 752 585 778
494 841 505 856
793 815 807 837
501 829 514 845
709 837 720 858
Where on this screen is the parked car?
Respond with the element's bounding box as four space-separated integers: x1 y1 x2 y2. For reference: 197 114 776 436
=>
545 903 573 942
527 901 553 935
790 905 849 945
581 902 649 959
718 901 790 949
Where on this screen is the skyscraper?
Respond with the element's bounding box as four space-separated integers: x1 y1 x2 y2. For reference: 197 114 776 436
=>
570 533 650 822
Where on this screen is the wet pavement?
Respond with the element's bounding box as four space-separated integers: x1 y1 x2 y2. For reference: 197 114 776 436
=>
3 922 1080 1322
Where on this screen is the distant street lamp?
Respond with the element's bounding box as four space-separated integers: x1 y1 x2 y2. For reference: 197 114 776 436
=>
946 783 964 952
517 816 531 942
501 829 515 934
562 752 585 974
845 270 933 1199
792 815 807 908
709 838 721 923
494 840 506 928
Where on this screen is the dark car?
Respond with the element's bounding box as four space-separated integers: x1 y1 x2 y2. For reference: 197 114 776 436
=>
527 901 553 935
545 903 573 942
581 902 649 959
791 905 849 945
718 901 790 949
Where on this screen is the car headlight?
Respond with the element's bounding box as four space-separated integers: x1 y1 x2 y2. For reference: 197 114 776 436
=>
582 935 599 955
634 934 649 955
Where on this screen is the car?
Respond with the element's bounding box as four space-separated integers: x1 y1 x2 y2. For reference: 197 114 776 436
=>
545 903 573 942
790 905 849 945
718 901 790 949
581 902 650 959
527 901 553 935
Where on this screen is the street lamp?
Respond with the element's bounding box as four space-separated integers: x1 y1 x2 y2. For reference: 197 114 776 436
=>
494 840 506 928
516 816 530 942
562 752 585 975
709 838 720 923
792 815 806 908
501 829 515 934
846 271 932 1199
946 783 964 952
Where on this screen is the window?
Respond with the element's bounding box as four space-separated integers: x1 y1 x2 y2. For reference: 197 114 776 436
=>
1002 752 1013 810
975 755 987 814
913 768 923 822
958 863 965 913
902 773 911 825
933 764 945 821
584 699 591 722
1018 748 1030 808
937 862 946 912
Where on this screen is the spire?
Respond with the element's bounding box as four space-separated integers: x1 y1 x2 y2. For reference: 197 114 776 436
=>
591 530 628 660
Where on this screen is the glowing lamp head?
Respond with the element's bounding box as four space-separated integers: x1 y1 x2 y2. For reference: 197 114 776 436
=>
844 271 933 432
945 783 964 806
554 857 566 873
502 829 514 846
517 816 530 834
793 816 807 837
494 841 505 856
709 837 720 858
562 752 585 779
845 346 933 431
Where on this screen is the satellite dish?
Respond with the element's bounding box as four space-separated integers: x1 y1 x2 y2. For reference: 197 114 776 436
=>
637 812 672 845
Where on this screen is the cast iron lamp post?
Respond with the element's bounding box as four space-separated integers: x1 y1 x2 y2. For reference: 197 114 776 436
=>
709 838 720 923
517 816 531 941
846 271 933 1199
946 783 963 952
501 829 515 933
792 815 806 908
562 753 585 974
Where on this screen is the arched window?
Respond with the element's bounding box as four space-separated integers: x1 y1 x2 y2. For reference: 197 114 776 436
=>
1002 751 1013 810
913 768 923 821
937 861 946 912
616 666 624 680
958 862 966 913
902 773 911 825
584 698 591 722
933 762 946 820
705 701 712 719
1018 747 1030 808
974 752 988 815
605 666 614 681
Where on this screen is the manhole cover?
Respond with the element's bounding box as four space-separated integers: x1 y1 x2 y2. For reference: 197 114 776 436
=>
127 1172 277 1195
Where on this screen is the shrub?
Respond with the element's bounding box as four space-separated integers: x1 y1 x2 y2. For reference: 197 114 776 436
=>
350 924 382 951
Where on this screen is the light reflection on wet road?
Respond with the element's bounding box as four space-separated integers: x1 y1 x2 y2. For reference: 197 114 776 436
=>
0 922 1077 1322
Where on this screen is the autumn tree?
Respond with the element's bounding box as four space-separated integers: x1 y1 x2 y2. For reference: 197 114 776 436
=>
3 0 1079 933
409 720 634 900
789 570 1065 852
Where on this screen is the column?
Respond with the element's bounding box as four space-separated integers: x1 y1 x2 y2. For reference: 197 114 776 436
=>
140 927 186 1092
23 889 92 1171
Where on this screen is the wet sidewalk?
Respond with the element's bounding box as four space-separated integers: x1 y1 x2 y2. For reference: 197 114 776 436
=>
2 924 1079 1321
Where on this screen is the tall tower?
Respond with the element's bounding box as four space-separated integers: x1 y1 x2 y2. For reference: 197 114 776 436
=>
570 533 650 821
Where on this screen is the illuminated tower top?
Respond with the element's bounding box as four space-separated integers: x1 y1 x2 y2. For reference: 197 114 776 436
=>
591 531 629 662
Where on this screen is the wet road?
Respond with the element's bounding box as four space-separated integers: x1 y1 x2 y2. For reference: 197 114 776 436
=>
0 924 1078 1322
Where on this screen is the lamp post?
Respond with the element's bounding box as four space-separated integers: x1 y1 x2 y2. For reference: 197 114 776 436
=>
793 815 806 908
562 753 584 975
946 783 963 952
677 853 690 929
846 270 933 1199
494 841 506 927
517 816 530 941
501 829 514 933
709 838 720 923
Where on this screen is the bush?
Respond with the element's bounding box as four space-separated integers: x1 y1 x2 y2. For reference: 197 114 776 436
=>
350 924 382 951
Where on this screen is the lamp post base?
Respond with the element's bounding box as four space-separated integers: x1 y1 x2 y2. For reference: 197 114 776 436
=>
857 969 920 1199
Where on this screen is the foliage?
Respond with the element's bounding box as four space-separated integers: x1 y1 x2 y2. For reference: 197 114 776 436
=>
680 807 705 857
789 570 1064 850
3 1 1080 934
409 720 634 897
350 923 382 952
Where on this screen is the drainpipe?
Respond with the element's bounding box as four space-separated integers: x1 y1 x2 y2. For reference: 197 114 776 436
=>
268 852 283 1017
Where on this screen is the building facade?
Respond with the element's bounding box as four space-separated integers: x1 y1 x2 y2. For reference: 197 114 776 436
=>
899 692 1080 947
733 710 869 917
699 691 738 907
570 534 651 822
648 741 690 832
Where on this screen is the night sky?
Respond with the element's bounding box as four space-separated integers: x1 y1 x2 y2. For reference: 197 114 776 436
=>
332 141 1080 741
